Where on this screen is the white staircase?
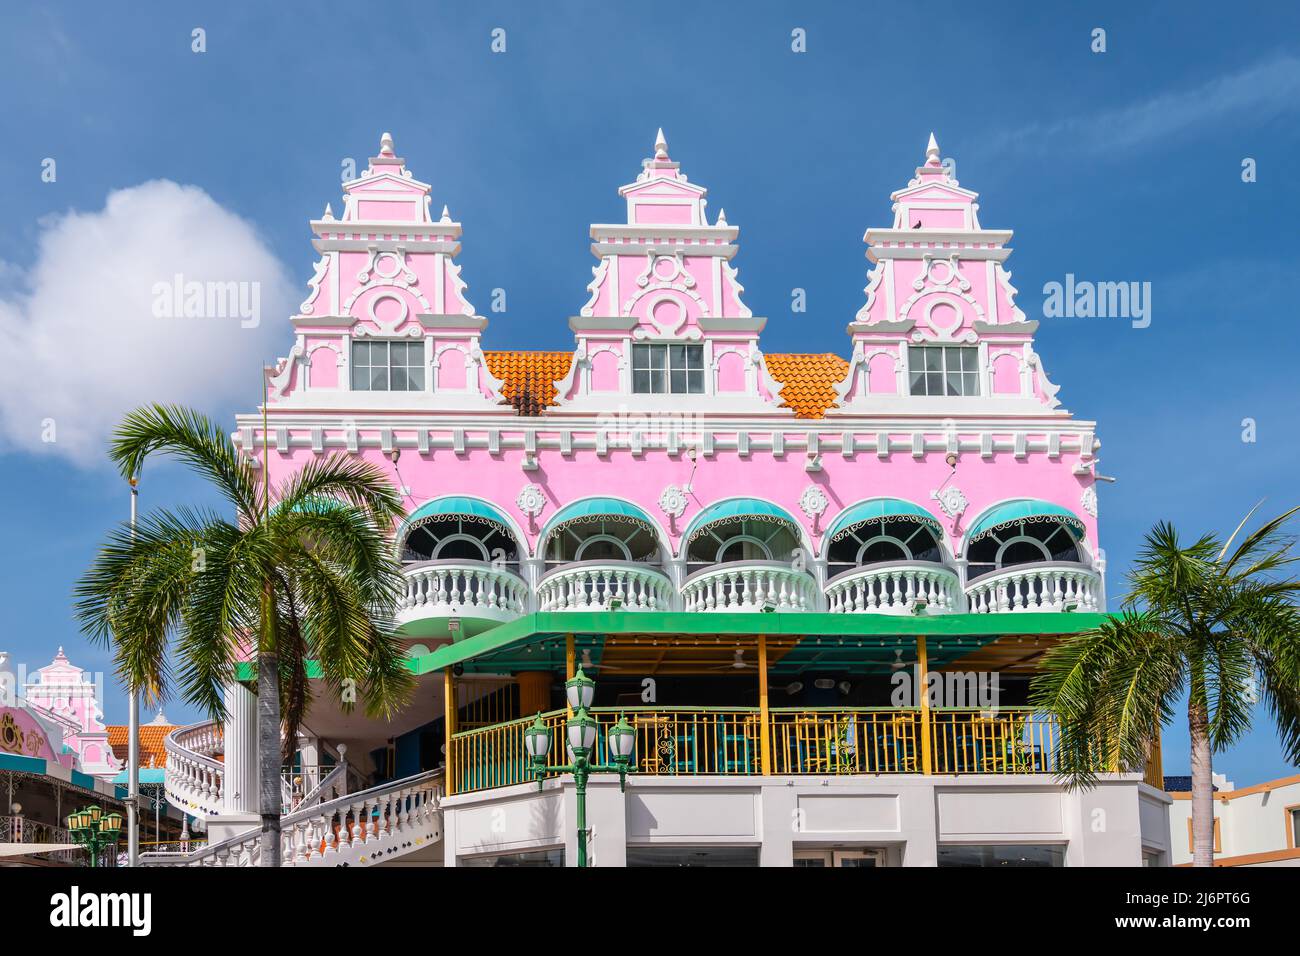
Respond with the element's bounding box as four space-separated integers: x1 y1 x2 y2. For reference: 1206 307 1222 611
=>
141 770 443 867
164 721 226 817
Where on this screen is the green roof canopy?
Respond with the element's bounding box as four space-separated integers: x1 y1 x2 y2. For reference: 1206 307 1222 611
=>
827 499 943 542
685 499 800 542
541 498 657 539
400 496 516 537
966 499 1086 543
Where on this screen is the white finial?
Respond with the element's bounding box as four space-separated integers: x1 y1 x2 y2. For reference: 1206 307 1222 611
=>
440 204 452 224
716 208 728 226
322 203 334 221
926 132 940 162
654 128 669 160
380 132 395 156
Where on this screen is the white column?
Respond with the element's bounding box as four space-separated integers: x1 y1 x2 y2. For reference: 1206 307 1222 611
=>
222 682 258 815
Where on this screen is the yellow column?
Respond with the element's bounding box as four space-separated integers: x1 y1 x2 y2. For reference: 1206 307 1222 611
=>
444 667 457 796
565 633 575 716
758 634 771 775
917 636 932 775
517 671 552 716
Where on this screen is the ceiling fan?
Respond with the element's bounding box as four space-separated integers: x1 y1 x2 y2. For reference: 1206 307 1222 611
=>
578 647 632 673
707 648 761 672
890 648 914 671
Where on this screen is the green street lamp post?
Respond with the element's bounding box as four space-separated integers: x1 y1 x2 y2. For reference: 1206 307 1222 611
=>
524 667 636 867
65 805 124 867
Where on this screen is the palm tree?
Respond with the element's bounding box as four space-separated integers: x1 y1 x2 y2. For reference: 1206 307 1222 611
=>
75 404 414 866
1032 507 1300 866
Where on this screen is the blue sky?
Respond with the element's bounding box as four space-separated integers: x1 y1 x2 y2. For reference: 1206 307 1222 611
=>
1 2 1297 785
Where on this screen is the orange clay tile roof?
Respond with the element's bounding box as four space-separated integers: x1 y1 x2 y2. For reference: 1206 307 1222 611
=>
484 351 573 408
483 349 847 418
764 353 849 419
107 724 176 770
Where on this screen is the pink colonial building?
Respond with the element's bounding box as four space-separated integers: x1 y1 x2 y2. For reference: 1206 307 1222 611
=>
153 132 1172 869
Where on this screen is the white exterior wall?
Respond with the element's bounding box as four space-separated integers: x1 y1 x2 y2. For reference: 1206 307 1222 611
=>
441 774 1167 867
1168 776 1300 866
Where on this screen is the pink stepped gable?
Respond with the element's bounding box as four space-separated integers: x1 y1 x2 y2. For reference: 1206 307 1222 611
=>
240 131 1104 636
22 647 122 777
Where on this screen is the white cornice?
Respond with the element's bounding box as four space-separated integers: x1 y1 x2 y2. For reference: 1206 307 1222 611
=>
593 223 738 241
312 237 462 255
591 242 738 260
866 227 1013 246
697 315 766 333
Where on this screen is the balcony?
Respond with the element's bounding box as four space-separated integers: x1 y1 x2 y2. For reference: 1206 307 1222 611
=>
537 560 673 612
824 561 960 615
681 561 817 612
449 706 1071 794
965 562 1102 614
396 560 529 637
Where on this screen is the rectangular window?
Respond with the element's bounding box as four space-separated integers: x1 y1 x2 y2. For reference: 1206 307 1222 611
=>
908 345 980 396
1289 807 1300 849
460 849 564 867
632 343 704 394
1186 817 1222 853
936 844 1066 867
626 846 760 867
351 340 425 391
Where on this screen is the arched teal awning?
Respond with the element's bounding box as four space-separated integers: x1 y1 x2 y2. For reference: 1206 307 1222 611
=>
826 499 943 542
965 499 1085 543
684 499 801 543
400 496 516 536
540 498 657 540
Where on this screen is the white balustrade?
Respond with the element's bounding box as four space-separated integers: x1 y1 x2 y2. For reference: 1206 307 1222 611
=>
142 770 443 868
965 562 1102 613
164 721 225 817
682 561 817 612
396 561 528 630
825 562 960 614
537 561 673 612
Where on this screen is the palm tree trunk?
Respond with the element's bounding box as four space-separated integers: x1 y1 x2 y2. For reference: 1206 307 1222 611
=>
1188 692 1215 867
257 649 282 866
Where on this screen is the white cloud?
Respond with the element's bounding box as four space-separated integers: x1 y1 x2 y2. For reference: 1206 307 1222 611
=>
988 54 1300 156
0 180 297 465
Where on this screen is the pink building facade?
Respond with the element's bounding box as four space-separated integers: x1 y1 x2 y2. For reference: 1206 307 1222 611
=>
151 132 1181 870
240 130 1104 630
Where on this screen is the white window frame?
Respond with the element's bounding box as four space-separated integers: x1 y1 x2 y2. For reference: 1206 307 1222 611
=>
631 342 706 395
350 339 426 392
907 344 981 397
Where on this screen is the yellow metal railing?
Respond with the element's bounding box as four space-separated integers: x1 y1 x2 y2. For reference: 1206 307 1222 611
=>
769 709 922 774
450 706 1068 794
929 709 1059 774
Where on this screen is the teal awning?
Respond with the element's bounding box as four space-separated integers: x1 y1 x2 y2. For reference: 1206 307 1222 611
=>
966 499 1086 543
401 496 515 535
826 499 943 542
685 499 800 542
112 768 166 785
541 498 657 539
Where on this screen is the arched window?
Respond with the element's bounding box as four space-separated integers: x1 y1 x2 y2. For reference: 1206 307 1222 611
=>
686 518 800 575
826 518 943 579
544 518 661 568
401 516 520 569
967 520 1081 579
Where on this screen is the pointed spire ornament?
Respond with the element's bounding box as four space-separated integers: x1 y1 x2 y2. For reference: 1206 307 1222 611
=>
925 132 940 164
440 204 452 224
380 132 395 156
654 127 669 160
716 207 728 226
322 203 335 221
